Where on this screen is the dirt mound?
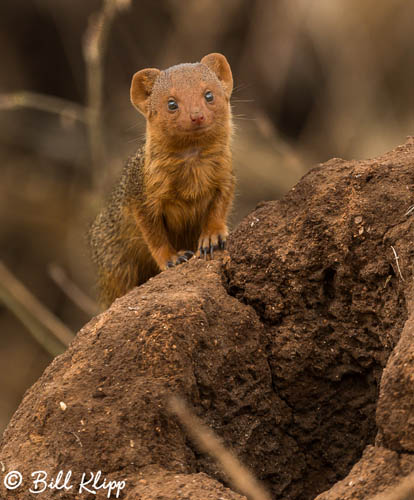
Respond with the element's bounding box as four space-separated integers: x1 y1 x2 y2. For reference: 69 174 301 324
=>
225 137 414 497
316 311 414 500
1 138 414 499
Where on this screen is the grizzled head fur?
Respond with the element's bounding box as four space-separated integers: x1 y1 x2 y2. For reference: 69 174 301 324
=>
130 53 233 148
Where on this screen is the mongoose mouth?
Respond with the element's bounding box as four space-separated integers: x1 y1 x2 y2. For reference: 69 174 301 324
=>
181 124 212 135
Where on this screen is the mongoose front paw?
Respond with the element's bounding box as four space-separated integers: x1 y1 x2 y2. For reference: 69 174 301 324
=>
166 250 195 269
198 233 226 259
176 250 195 264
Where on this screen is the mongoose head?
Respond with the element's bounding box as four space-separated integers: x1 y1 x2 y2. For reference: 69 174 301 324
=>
130 53 233 148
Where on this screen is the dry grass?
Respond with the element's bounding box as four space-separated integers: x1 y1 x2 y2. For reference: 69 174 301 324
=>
168 396 271 500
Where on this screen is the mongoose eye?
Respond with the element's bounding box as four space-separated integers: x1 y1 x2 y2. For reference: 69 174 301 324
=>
167 99 179 111
205 91 214 103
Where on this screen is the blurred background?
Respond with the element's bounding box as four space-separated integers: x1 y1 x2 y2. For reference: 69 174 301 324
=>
0 0 413 433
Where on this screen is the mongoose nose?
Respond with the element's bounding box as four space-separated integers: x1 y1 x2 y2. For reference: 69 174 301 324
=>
190 111 205 125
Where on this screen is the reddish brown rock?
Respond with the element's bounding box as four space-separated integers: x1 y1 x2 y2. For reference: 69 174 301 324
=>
0 260 292 499
1 138 414 500
377 311 414 452
314 445 414 500
226 138 414 497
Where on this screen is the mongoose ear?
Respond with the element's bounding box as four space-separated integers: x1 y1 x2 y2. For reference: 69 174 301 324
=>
201 53 233 99
130 68 160 115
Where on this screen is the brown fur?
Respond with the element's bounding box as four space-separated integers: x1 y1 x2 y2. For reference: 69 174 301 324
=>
88 53 235 306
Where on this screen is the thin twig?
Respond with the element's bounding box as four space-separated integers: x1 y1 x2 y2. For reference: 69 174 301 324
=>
0 261 74 357
371 471 414 500
48 263 99 317
168 395 271 500
391 246 405 281
71 431 83 448
404 205 414 217
0 91 87 123
83 0 131 190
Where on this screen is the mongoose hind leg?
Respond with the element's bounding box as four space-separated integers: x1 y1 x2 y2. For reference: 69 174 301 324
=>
97 247 159 307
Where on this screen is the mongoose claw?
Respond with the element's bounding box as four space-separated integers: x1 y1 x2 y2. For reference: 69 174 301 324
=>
199 242 221 260
199 233 227 259
218 235 226 250
199 246 206 259
175 250 195 265
166 251 194 269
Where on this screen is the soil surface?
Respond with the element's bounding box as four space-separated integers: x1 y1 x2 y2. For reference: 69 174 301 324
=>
1 138 414 499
